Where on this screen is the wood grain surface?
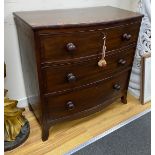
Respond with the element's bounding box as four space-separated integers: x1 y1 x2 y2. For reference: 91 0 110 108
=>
13 6 143 29
5 94 151 155
14 6 143 141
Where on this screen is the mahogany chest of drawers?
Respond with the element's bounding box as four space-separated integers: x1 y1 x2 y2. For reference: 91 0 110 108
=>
13 6 143 141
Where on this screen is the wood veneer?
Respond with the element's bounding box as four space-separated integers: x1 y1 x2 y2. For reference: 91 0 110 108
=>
4 95 151 155
13 6 143 141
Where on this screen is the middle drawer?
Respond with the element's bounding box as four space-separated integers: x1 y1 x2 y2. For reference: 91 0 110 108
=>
41 46 135 94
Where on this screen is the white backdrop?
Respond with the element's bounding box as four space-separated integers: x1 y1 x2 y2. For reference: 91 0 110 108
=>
129 0 151 98
4 0 138 107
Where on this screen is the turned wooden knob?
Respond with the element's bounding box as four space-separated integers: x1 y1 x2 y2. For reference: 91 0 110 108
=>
67 73 76 82
66 101 75 110
118 59 126 65
122 33 132 41
113 84 121 90
66 43 76 52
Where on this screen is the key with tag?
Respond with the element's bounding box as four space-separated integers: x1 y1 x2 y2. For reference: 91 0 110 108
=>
98 35 107 67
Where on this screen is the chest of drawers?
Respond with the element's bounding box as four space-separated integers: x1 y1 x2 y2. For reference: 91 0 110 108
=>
14 6 143 141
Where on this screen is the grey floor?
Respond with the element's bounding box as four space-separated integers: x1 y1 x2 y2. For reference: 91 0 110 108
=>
72 112 151 155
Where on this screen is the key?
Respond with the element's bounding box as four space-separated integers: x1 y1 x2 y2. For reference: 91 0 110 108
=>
98 35 107 67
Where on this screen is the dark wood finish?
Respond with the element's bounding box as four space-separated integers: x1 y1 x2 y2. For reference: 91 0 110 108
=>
14 17 42 123
42 46 135 94
13 6 143 29
39 30 103 62
46 70 130 121
38 22 140 62
13 6 143 141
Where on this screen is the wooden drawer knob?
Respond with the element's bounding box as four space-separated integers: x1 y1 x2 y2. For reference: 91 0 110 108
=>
66 101 75 110
67 73 76 82
122 33 132 41
66 43 76 52
118 59 126 65
113 84 121 90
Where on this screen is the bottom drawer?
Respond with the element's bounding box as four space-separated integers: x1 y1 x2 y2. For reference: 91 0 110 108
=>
45 70 130 121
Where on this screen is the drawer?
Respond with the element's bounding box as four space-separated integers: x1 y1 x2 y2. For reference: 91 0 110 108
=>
40 30 103 62
45 70 130 120
42 46 135 93
105 22 141 51
39 22 140 62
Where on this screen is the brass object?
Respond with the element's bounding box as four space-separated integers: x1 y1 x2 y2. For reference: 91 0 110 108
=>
4 63 27 141
4 64 30 152
98 36 107 67
4 90 26 141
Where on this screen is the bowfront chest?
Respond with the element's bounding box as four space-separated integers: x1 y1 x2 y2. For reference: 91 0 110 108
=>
14 6 143 141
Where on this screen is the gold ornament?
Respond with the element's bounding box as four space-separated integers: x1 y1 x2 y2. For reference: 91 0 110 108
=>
4 90 26 141
4 63 27 142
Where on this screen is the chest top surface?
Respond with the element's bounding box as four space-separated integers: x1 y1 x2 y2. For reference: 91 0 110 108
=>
13 6 143 29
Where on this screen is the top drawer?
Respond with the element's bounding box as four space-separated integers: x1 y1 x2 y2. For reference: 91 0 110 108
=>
39 22 141 63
